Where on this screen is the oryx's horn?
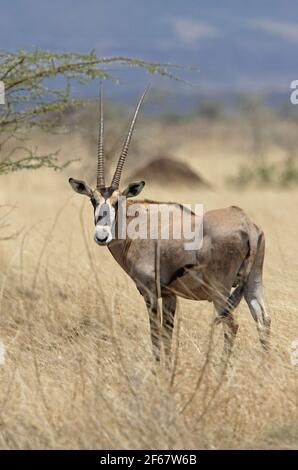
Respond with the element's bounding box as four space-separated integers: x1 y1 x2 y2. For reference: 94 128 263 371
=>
110 85 149 189
96 81 105 189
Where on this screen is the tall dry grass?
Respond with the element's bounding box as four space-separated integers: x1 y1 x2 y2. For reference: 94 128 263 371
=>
0 120 297 449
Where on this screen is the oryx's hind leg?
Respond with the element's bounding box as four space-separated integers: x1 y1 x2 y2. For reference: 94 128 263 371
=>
245 282 270 350
244 232 271 350
162 293 177 365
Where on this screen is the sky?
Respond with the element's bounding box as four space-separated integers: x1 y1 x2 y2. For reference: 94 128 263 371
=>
1 0 298 103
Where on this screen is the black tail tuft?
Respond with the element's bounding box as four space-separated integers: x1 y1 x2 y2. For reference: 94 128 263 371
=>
219 282 245 320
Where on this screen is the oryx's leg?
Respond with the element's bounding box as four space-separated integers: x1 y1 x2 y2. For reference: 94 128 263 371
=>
244 278 271 350
143 294 161 362
162 293 177 364
244 232 271 350
214 296 239 363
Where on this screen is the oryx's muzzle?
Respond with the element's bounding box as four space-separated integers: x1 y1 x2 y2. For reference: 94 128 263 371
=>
94 225 113 245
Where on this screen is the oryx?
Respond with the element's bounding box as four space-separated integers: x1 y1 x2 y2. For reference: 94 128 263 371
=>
69 85 271 363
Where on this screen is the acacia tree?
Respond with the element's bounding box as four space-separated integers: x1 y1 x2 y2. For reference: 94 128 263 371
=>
0 49 188 239
0 49 187 175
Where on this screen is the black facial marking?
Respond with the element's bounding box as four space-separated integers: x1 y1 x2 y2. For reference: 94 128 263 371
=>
95 202 112 225
99 186 115 199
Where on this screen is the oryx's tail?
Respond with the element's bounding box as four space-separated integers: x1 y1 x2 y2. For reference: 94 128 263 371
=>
219 282 246 319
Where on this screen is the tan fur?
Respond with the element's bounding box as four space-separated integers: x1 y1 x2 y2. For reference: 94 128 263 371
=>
106 200 270 362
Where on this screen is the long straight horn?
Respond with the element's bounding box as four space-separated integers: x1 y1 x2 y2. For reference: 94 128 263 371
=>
110 85 149 189
96 81 105 189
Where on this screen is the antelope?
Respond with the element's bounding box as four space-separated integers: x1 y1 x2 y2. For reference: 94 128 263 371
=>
69 85 271 363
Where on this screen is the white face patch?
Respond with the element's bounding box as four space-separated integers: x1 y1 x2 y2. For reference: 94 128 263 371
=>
94 200 116 245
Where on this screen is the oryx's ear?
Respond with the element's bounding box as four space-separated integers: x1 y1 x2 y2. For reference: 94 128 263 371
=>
122 180 145 198
69 178 93 197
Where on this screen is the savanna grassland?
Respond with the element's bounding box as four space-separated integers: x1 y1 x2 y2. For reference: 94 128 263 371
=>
0 113 298 449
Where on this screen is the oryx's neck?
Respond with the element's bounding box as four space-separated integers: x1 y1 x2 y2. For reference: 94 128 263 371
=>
107 238 132 272
107 199 151 272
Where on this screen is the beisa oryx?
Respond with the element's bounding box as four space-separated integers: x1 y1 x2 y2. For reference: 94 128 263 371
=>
69 84 271 363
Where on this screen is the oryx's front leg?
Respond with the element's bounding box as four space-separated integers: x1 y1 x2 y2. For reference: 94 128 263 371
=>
214 296 239 365
221 315 239 361
143 294 161 362
162 294 177 364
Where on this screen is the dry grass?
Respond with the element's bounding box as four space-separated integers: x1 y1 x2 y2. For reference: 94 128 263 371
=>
0 120 298 449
